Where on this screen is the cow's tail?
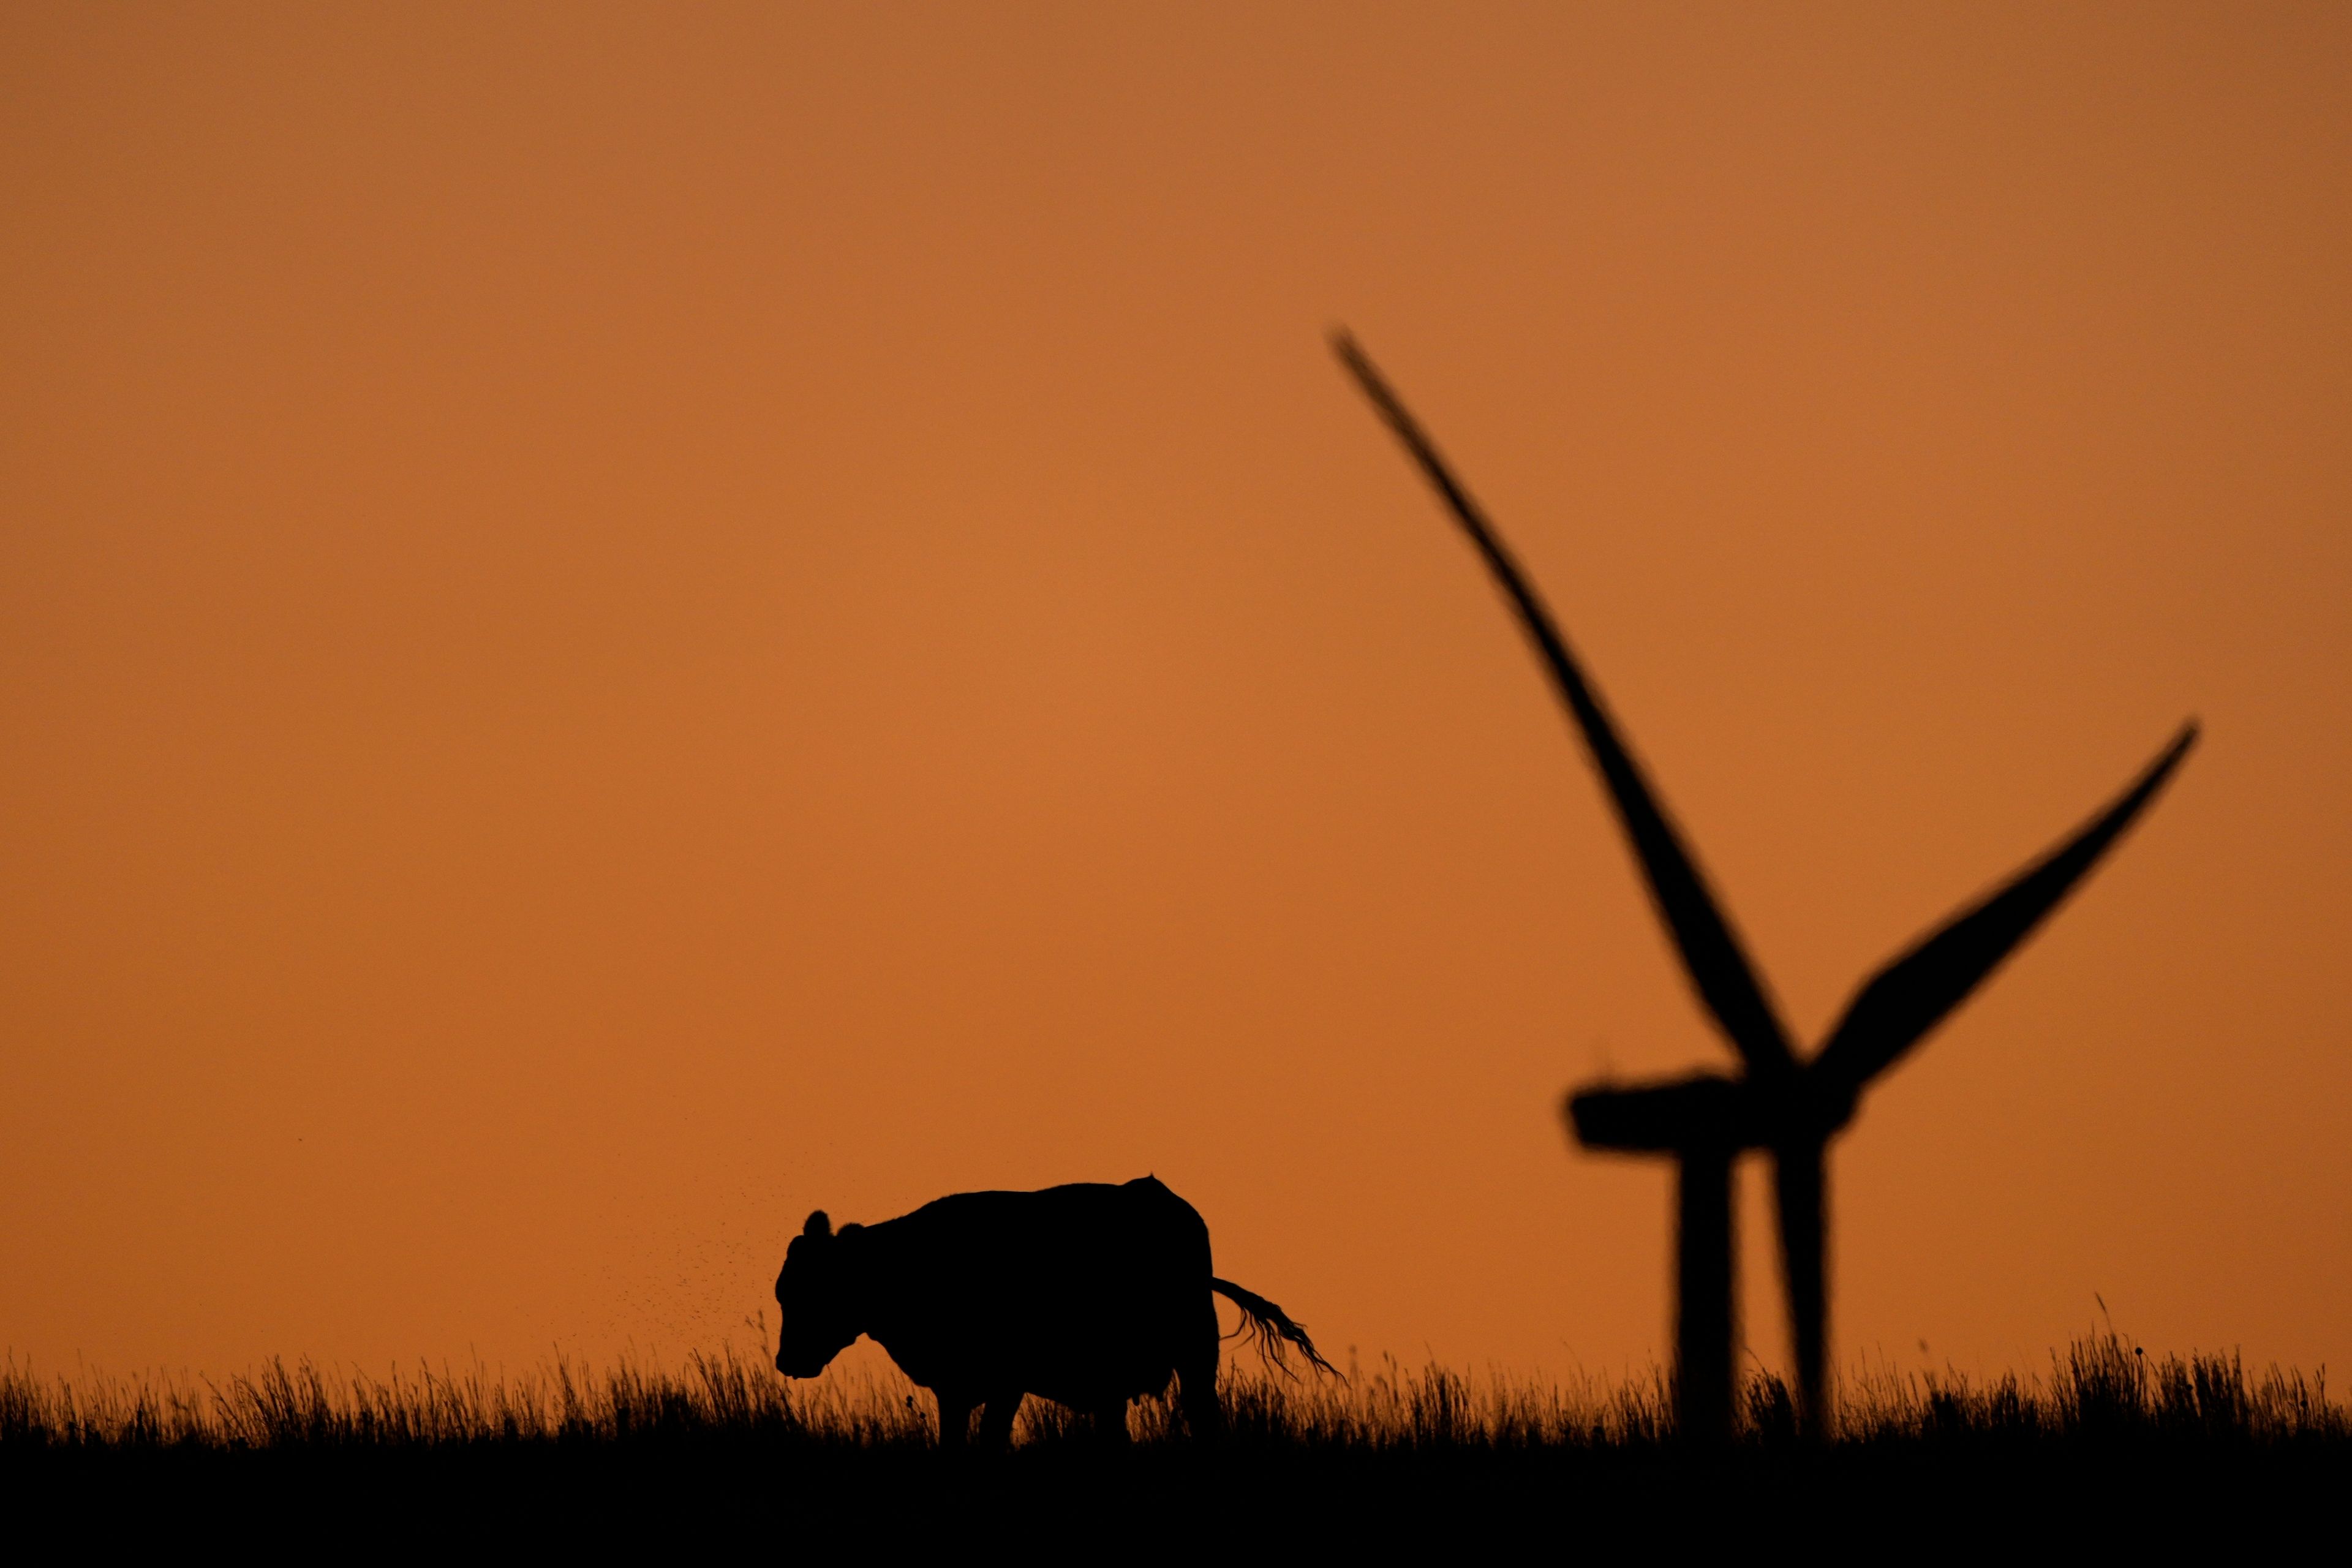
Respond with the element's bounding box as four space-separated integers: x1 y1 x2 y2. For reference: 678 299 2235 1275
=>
1210 1277 1340 1379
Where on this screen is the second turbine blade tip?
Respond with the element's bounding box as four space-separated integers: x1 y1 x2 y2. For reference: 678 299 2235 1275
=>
1330 329 1392 407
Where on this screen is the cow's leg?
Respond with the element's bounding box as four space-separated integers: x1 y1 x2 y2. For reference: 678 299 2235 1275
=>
1092 1400 1131 1446
976 1391 1022 1448
1178 1357 1222 1441
1179 1288 1223 1439
934 1390 973 1450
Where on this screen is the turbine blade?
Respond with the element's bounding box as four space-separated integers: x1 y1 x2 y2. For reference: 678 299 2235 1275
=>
1334 330 1795 1076
1811 722 2198 1096
1773 1139 1830 1438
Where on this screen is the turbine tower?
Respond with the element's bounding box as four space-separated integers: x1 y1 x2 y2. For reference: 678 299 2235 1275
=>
1334 332 2196 1441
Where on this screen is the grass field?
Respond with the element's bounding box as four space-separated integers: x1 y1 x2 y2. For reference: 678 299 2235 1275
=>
4 1331 2342 1548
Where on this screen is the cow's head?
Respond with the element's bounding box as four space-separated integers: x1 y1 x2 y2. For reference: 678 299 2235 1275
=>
774 1209 865 1378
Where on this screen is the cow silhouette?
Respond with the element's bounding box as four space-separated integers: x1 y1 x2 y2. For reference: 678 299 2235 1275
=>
774 1176 1332 1446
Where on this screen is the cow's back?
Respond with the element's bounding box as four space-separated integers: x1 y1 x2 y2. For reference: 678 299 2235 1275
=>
862 1177 1211 1407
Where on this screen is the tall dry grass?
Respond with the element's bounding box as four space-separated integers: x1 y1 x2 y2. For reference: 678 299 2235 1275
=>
2 1331 2339 1453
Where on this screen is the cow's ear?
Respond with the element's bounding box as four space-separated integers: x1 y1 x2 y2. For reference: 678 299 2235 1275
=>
802 1210 832 1240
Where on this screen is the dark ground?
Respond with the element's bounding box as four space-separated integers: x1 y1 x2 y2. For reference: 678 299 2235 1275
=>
7 1436 2339 1555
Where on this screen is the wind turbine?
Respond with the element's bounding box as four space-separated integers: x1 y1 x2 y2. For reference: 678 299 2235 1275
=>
1333 332 2196 1440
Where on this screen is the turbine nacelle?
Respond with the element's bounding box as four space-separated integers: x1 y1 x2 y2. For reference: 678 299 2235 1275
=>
1567 1071 1855 1155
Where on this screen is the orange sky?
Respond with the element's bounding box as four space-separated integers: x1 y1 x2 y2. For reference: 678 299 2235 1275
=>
3 4 2346 1391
